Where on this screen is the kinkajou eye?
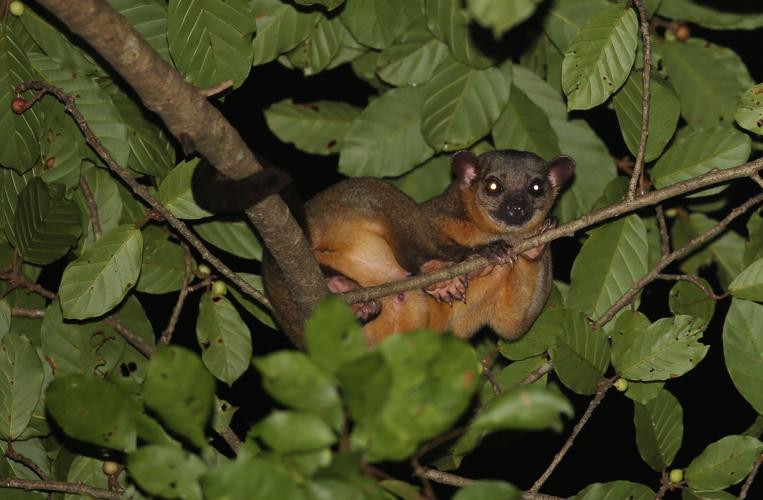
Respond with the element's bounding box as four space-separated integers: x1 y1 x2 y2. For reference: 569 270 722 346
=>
485 177 503 196
528 178 545 197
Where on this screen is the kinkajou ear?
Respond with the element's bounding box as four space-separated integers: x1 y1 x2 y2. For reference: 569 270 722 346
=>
452 150 480 186
546 155 575 189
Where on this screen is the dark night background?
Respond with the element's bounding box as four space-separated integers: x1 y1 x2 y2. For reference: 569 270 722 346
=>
121 22 763 499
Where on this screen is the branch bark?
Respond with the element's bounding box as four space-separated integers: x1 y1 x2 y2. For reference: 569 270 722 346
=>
34 0 326 342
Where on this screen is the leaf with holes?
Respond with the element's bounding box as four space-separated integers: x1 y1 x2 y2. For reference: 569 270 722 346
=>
567 215 649 318
549 310 610 395
196 292 252 385
340 0 420 50
377 17 450 87
158 159 213 220
0 25 43 172
0 334 44 440
613 72 680 162
29 52 130 167
662 39 752 128
561 3 638 110
723 299 763 415
340 86 434 176
59 225 143 320
686 435 763 491
167 0 254 88
634 389 683 471
651 128 750 196
265 99 360 156
612 315 708 381
38 113 83 191
108 0 171 62
422 55 510 151
735 82 763 135
14 178 82 265
425 0 492 68
252 0 320 66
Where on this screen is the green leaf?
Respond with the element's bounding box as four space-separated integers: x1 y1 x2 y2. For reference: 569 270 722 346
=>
571 481 654 499
662 39 753 128
426 0 492 68
0 25 43 172
626 380 665 405
212 397 238 433
729 259 763 301
614 72 680 162
611 315 709 381
651 128 750 195
14 177 82 265
255 410 336 453
376 18 449 87
467 0 540 37
29 52 131 168
59 224 142 320
735 83 763 135
0 334 44 440
472 385 573 433
196 292 252 385
144 346 215 449
338 331 479 461
128 445 206 500
723 299 763 415
668 278 716 326
167 0 254 88
340 0 421 50
567 215 649 318
226 273 275 328
421 55 510 151
74 165 123 251
64 455 109 495
499 285 564 361
37 114 83 191
108 0 171 62
479 357 549 403
201 458 302 500
158 159 213 220
286 14 345 76
391 154 451 203
685 435 763 491
1 164 34 244
265 99 360 156
561 3 638 110
549 310 610 395
543 0 610 53
40 303 125 377
493 84 560 158
0 300 9 340
304 296 366 376
253 351 343 431
340 86 434 176
657 0 763 31
634 388 683 471
744 212 763 267
453 480 521 500
46 374 137 451
136 226 189 294
193 218 262 260
251 0 320 66
296 0 345 10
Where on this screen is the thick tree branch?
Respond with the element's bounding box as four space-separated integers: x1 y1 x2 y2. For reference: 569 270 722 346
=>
628 0 652 199
34 0 325 340
343 159 763 304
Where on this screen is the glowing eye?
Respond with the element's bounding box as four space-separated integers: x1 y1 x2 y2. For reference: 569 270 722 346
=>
485 177 503 196
528 179 545 197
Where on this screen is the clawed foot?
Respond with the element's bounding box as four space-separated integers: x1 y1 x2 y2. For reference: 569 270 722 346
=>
420 260 468 305
325 274 381 323
479 240 518 267
521 217 557 261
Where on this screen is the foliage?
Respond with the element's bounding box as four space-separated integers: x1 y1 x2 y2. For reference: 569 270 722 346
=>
0 0 762 498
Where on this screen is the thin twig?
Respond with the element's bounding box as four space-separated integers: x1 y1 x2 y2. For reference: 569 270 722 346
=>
530 377 616 492
655 274 728 301
102 316 155 357
79 174 102 240
752 173 763 189
16 81 271 313
739 453 763 500
655 205 671 256
5 442 49 481
159 241 193 345
416 469 564 500
0 475 120 499
627 0 652 200
594 192 763 328
654 471 671 500
518 360 554 387
480 347 502 396
219 427 242 455
10 307 45 319
0 269 57 301
341 158 763 305
410 456 435 500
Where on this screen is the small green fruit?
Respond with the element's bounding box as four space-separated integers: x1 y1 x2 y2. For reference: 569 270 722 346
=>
669 468 683 483
102 460 119 475
211 280 227 296
9 1 24 16
613 378 629 392
664 208 678 218
197 264 212 278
